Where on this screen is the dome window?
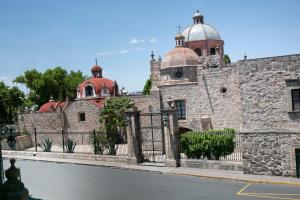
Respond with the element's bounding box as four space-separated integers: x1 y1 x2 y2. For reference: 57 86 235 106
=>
210 48 216 55
175 68 183 79
194 48 202 56
85 85 94 97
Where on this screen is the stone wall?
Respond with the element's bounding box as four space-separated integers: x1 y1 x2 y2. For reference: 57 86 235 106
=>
63 100 102 133
159 63 242 131
240 54 300 131
242 131 300 176
18 112 63 133
129 90 161 112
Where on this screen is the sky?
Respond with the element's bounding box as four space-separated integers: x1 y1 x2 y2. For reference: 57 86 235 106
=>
0 0 300 93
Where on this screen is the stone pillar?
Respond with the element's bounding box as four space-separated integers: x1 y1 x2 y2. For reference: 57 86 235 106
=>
0 159 29 200
125 109 142 164
163 108 180 167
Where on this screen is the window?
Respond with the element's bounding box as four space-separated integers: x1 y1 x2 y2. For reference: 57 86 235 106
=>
292 89 300 111
210 48 216 55
79 113 86 122
85 85 93 97
174 68 183 79
194 48 202 56
174 100 186 120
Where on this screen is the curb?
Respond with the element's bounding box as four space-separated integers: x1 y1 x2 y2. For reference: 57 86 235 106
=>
167 172 300 187
3 154 300 187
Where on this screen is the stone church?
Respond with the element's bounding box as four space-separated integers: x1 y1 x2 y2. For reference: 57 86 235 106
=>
18 11 300 177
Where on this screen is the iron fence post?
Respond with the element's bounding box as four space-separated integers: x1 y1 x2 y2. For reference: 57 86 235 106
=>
34 128 37 152
62 129 65 152
93 130 97 154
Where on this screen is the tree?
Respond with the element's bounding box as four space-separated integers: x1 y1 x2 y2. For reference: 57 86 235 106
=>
223 54 231 64
100 97 133 154
142 78 152 95
0 81 25 124
14 67 86 106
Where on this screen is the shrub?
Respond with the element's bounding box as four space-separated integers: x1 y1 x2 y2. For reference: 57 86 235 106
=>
180 128 235 160
91 132 109 155
65 138 76 153
39 138 52 152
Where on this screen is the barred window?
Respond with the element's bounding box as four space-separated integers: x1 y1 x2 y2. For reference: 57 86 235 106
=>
174 100 186 120
292 89 300 111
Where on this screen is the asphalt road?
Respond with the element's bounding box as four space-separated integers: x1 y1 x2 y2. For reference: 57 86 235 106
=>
3 159 300 200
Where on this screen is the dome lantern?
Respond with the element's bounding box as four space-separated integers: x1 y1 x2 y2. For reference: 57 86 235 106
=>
193 10 204 24
91 59 102 78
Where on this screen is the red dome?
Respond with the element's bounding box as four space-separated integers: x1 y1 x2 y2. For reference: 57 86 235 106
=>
91 65 102 72
79 77 115 96
39 101 65 112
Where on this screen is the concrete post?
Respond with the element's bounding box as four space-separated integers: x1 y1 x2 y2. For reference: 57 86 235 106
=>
163 108 180 167
125 109 142 164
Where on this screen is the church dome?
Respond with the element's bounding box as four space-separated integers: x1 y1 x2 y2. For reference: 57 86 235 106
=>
182 24 221 42
79 77 115 97
91 65 102 72
161 47 199 69
39 101 65 112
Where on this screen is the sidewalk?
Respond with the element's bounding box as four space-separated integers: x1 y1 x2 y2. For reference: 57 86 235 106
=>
2 150 300 186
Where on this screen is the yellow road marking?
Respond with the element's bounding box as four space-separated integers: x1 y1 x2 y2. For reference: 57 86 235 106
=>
237 183 251 195
239 193 300 200
237 183 300 200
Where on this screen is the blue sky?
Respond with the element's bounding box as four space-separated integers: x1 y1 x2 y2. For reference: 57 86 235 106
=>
0 0 300 93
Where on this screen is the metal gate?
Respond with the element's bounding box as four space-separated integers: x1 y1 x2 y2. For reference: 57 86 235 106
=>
296 149 300 178
138 106 165 163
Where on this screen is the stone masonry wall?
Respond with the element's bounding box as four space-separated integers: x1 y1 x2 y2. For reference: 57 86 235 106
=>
240 54 300 131
18 112 63 133
242 131 300 176
63 100 101 133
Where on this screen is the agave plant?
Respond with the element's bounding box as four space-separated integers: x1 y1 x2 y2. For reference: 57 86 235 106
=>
39 138 52 152
65 138 76 153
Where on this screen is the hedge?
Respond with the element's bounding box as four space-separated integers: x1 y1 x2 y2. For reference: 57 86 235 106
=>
180 128 235 160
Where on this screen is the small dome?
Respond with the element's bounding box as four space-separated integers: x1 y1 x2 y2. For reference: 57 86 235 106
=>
175 33 185 40
182 23 221 41
91 65 102 72
39 101 65 112
161 47 199 69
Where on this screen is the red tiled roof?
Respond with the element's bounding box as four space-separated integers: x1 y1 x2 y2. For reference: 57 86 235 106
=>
79 77 115 96
38 101 65 112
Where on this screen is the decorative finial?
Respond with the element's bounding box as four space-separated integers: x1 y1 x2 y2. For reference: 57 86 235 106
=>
150 51 155 61
196 9 199 13
177 25 182 34
95 58 98 65
158 55 162 61
49 95 54 102
244 53 247 60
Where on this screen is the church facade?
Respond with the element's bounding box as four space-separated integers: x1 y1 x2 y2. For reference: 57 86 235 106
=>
17 11 300 177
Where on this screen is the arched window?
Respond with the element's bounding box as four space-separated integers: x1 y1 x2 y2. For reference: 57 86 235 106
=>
194 48 202 56
85 85 93 97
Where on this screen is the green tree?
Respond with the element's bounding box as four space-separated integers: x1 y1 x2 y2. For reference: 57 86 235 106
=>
223 54 231 64
14 67 86 106
0 81 25 124
100 97 133 154
142 78 152 95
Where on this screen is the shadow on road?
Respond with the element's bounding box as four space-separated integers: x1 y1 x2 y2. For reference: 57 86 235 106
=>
29 196 43 200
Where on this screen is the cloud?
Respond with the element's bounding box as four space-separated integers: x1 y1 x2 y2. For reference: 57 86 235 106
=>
149 38 157 43
129 38 145 44
0 76 14 87
119 50 129 54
